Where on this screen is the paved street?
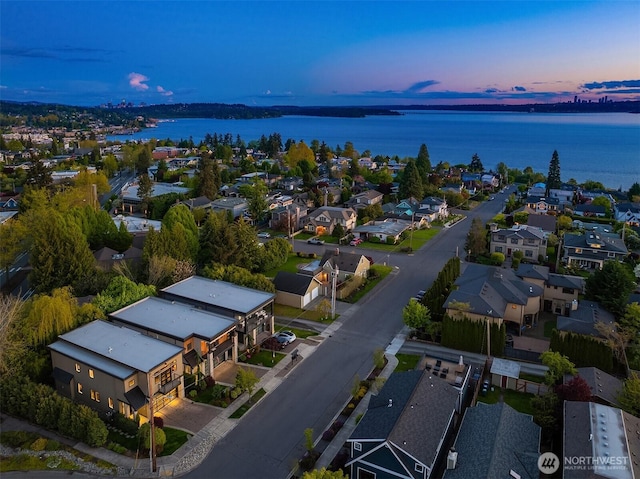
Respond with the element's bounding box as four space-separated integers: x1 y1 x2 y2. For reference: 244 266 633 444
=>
184 189 516 479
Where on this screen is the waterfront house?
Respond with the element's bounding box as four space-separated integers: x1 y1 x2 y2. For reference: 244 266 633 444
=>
300 206 357 235
614 202 640 227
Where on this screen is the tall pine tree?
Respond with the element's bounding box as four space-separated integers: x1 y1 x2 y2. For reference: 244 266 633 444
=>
416 143 432 184
546 150 562 195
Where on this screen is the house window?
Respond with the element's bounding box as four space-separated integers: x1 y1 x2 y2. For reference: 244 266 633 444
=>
495 246 503 253
128 379 135 388
562 288 574 294
356 468 375 479
95 391 100 402
415 463 425 473
75 363 81 373
353 442 362 451
108 398 114 409
525 250 533 257
77 383 83 394
88 369 94 378
608 252 615 258
90 390 100 402
575 248 582 253
510 238 519 244
497 235 505 241
119 401 126 415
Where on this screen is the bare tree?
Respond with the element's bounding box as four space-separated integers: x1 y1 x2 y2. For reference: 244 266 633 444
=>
0 294 25 375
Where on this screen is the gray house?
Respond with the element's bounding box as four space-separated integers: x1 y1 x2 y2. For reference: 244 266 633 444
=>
49 320 184 422
160 276 276 350
346 370 460 479
444 402 540 479
562 231 628 270
109 296 237 382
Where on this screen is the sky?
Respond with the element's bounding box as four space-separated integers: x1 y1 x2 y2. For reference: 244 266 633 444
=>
1 1 639 107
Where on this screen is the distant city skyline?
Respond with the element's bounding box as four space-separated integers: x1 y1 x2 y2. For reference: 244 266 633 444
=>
1 1 639 107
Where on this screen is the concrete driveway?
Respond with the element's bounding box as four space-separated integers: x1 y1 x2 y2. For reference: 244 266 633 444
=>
155 399 221 435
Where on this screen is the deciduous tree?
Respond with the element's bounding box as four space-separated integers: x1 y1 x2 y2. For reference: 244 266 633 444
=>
235 367 259 403
465 217 487 257
585 261 635 316
617 374 640 416
540 350 577 386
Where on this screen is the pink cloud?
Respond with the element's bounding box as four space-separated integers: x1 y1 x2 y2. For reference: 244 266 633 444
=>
157 85 173 96
128 72 149 91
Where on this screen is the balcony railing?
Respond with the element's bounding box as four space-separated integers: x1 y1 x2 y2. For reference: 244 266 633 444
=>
158 377 182 394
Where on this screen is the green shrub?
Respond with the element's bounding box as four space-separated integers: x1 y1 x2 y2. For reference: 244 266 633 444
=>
490 252 505 265
189 390 197 399
0 431 35 448
29 438 48 451
44 439 61 451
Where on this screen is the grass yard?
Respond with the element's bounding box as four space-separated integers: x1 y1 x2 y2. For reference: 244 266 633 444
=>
264 254 318 276
161 427 190 456
230 389 267 419
394 353 421 372
359 227 441 253
477 387 536 416
342 264 393 303
544 319 557 338
240 349 286 367
519 372 545 383
274 303 336 322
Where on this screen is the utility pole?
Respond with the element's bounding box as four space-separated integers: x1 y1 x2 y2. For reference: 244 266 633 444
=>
331 266 339 320
147 375 156 473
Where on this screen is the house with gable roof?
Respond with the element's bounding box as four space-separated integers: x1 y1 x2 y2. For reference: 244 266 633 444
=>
556 300 614 338
490 224 547 262
444 264 543 333
564 367 622 407
418 196 449 221
49 320 184 421
346 369 461 479
615 202 640 227
444 402 540 479
516 263 585 315
562 231 628 270
273 271 323 308
301 205 357 235
343 189 384 211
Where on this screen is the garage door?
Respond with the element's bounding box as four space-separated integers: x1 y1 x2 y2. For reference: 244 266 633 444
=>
303 292 311 307
311 288 319 300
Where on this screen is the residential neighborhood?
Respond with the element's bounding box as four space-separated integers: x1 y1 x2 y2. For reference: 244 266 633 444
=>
1 115 639 479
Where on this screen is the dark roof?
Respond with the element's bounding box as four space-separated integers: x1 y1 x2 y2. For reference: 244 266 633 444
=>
445 264 543 318
527 213 557 232
349 370 459 467
564 232 627 254
557 301 614 337
124 386 147 410
516 263 550 282
445 402 540 479
527 195 560 205
93 247 119 261
571 367 622 407
319 250 366 274
273 271 317 295
547 273 584 291
575 204 606 214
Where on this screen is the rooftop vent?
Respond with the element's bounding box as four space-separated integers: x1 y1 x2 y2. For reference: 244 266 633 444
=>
388 399 393 408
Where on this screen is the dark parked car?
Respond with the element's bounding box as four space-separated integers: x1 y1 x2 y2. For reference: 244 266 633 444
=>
481 379 490 396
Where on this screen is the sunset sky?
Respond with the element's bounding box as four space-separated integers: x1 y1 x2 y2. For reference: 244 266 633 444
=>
1 1 639 107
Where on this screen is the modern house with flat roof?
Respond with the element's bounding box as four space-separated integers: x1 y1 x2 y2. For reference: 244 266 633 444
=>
564 401 640 479
160 276 275 349
109 296 237 381
49 320 184 422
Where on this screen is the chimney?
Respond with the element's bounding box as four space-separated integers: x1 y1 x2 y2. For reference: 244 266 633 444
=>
447 449 458 469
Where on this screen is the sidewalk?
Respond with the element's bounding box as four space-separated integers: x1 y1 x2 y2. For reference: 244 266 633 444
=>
1 301 381 478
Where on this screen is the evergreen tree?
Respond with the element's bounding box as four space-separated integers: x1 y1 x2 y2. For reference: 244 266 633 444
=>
546 150 562 195
29 210 95 293
398 159 423 200
468 153 484 172
416 143 431 183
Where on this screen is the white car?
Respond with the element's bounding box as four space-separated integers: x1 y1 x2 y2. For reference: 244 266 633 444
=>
257 232 271 238
274 331 297 345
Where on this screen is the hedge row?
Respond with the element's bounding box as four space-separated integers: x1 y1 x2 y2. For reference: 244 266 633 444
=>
549 329 615 374
0 377 108 447
421 257 461 322
441 315 506 357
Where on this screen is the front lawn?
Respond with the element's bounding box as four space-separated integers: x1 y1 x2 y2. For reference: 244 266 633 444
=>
229 388 267 419
264 254 317 276
239 349 286 367
274 303 336 322
161 427 190 456
342 264 393 303
359 227 441 253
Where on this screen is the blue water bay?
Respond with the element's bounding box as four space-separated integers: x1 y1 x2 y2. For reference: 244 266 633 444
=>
109 111 640 190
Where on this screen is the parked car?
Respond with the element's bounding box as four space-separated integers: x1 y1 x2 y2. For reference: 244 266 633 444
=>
481 379 490 396
416 290 426 300
257 232 271 238
307 237 325 245
350 238 363 246
489 196 495 201
274 330 297 345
